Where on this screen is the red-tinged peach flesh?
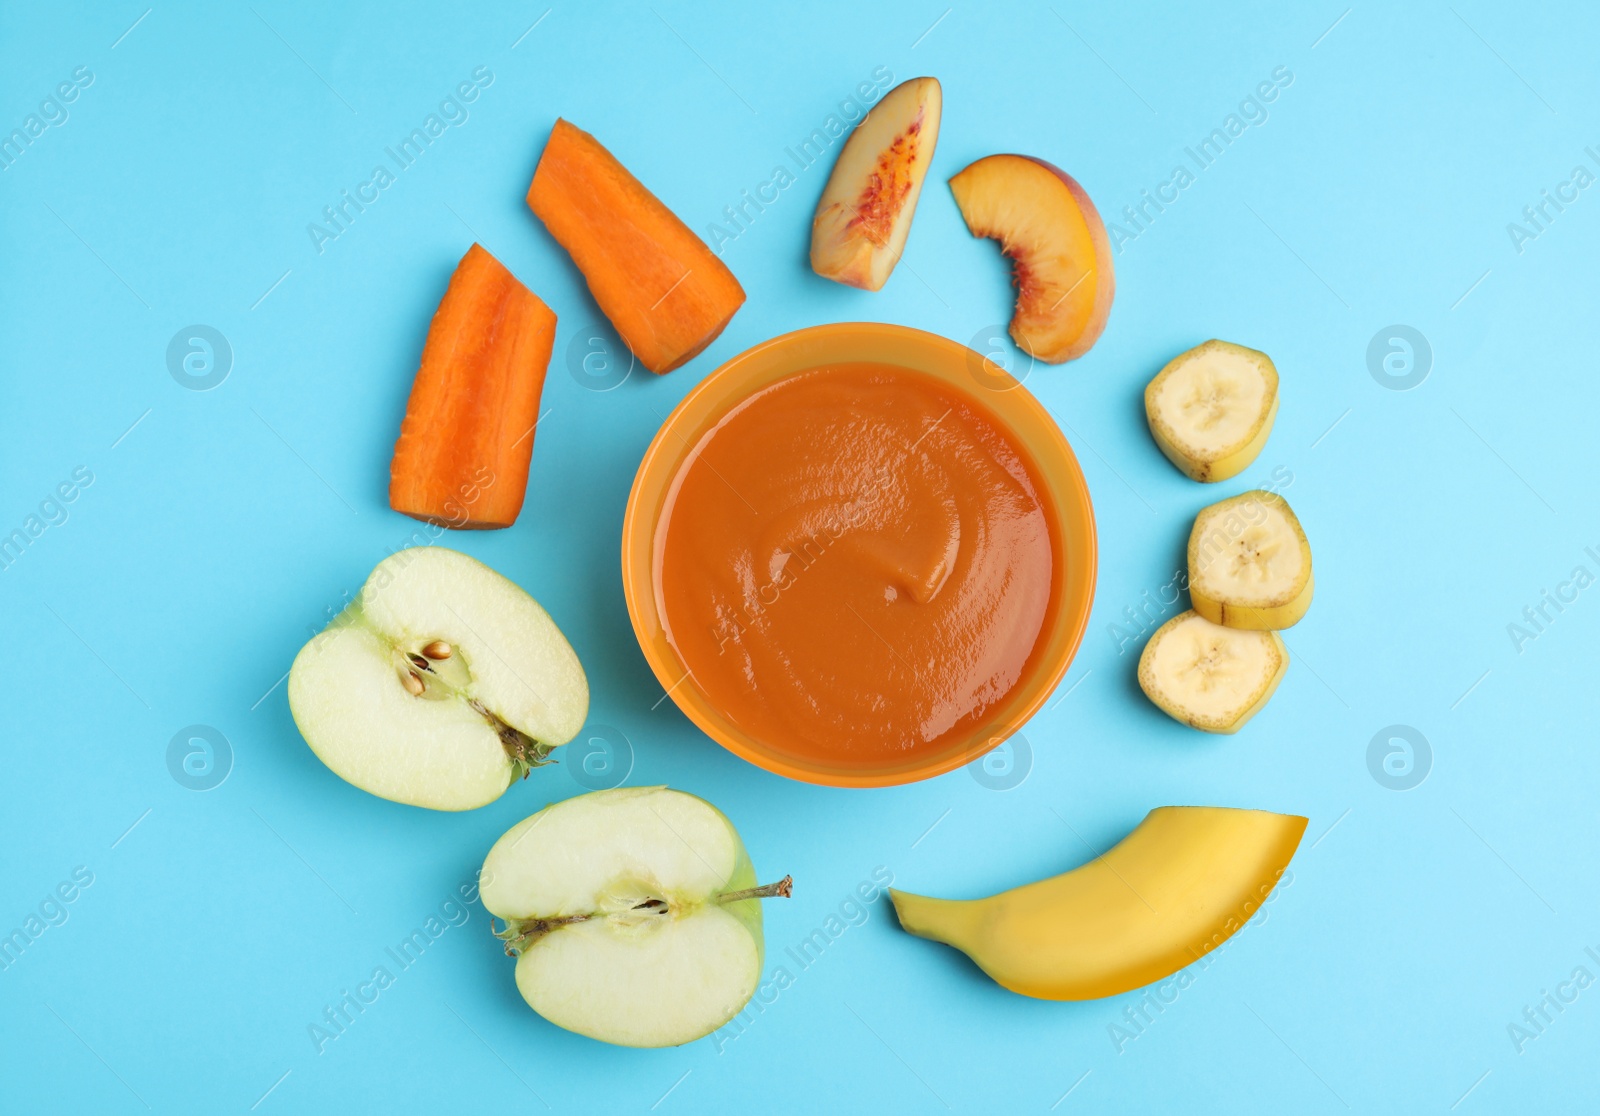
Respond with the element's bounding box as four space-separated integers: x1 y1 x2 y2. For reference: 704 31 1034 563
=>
851 117 923 246
949 155 1115 363
811 78 942 291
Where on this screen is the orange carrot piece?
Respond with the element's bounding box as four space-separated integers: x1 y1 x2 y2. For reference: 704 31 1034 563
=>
389 243 555 530
527 119 745 374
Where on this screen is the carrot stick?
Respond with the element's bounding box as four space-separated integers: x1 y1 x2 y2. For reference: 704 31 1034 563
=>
527 119 745 374
389 243 556 530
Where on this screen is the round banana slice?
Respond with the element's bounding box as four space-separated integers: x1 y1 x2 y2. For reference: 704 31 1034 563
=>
1138 610 1288 733
1188 490 1313 630
1145 340 1278 482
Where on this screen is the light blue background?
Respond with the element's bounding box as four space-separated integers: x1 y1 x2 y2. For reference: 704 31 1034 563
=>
3 1 1595 1111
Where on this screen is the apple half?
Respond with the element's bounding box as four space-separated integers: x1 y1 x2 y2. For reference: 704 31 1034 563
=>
288 547 588 811
949 154 1115 363
810 77 942 291
481 787 791 1048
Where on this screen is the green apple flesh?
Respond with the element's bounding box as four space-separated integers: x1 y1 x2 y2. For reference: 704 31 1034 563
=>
288 547 588 811
481 787 791 1048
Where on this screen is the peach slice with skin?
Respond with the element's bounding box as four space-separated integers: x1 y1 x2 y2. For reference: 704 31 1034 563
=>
810 77 942 291
949 155 1115 363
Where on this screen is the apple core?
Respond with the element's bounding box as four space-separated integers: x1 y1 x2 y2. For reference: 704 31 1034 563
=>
288 547 589 811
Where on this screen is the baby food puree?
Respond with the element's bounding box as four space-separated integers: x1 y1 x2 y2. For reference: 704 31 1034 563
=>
657 362 1057 767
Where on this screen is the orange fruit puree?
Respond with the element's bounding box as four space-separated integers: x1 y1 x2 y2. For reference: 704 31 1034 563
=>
656 362 1057 767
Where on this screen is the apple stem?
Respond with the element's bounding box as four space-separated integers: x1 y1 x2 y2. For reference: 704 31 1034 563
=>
718 875 793 903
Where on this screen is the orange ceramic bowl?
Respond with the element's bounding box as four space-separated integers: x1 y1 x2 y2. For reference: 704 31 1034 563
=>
621 322 1097 788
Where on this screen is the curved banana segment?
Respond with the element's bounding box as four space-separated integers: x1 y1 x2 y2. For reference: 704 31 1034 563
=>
889 806 1306 1001
1188 490 1313 630
1138 610 1287 733
1145 340 1278 482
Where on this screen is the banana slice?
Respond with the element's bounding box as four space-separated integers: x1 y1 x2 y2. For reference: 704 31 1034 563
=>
1188 490 1313 630
1145 340 1278 482
1138 610 1287 733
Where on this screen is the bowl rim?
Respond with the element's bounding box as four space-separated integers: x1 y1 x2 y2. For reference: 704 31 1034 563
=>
621 321 1097 788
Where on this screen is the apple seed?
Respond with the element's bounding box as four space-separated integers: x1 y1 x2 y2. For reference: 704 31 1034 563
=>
422 640 453 660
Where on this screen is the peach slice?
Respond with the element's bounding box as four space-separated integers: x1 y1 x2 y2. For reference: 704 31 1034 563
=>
810 77 942 291
949 155 1115 364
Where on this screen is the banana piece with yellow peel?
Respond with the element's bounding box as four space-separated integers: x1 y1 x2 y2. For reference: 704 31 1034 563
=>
1145 340 1278 482
889 806 1306 1000
1188 490 1313 630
